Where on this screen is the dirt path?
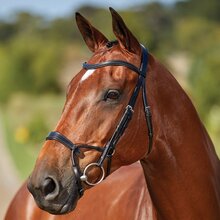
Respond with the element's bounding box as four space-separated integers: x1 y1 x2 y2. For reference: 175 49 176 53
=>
0 111 21 219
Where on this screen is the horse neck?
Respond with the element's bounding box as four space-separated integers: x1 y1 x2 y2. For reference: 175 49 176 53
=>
140 54 220 219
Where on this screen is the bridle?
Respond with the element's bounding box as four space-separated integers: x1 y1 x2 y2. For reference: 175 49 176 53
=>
46 44 153 197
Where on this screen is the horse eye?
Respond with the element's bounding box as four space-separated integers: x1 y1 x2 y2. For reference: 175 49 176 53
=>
104 90 120 101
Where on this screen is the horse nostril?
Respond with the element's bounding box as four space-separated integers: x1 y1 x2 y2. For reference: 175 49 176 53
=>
41 177 59 200
42 178 55 196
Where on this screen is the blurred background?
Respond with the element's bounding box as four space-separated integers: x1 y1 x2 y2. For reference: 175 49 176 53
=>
0 0 220 218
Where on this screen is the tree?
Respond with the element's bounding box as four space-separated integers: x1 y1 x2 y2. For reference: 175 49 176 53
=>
175 0 220 21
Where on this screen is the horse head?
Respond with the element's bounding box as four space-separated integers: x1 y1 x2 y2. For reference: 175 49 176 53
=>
28 8 152 214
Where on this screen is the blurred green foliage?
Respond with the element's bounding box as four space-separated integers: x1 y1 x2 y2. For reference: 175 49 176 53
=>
175 0 220 21
189 46 220 120
0 0 220 178
2 94 64 179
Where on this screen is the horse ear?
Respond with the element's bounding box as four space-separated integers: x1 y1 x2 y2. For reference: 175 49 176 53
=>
109 7 141 55
75 12 109 52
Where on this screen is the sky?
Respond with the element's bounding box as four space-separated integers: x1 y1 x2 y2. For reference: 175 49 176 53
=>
0 0 178 19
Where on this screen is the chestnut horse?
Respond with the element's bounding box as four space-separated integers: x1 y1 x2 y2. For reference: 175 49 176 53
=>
26 7 220 219
5 163 156 220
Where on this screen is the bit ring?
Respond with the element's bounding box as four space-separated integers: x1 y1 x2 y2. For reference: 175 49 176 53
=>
80 163 105 186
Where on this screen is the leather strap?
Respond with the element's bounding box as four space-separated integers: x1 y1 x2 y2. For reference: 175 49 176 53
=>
46 131 79 152
83 60 142 76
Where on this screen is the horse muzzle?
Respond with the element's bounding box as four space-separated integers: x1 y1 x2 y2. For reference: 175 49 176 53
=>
27 172 79 214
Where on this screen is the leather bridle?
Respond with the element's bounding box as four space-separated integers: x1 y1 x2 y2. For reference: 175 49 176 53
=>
46 44 153 197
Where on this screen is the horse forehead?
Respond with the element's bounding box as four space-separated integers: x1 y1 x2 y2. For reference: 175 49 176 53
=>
80 69 96 82
79 66 134 85
78 49 139 83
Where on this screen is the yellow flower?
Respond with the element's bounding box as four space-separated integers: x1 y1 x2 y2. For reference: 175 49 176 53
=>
14 126 29 144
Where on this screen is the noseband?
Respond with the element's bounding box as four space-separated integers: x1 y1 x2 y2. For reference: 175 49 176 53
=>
46 44 153 197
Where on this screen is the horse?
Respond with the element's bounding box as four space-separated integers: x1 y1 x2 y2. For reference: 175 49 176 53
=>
5 163 156 220
26 7 220 219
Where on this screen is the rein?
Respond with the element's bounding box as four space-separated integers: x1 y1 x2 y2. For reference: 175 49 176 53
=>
46 44 153 197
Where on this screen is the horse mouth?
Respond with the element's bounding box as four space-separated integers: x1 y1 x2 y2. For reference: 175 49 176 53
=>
36 193 79 215
58 193 79 215
59 201 77 214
